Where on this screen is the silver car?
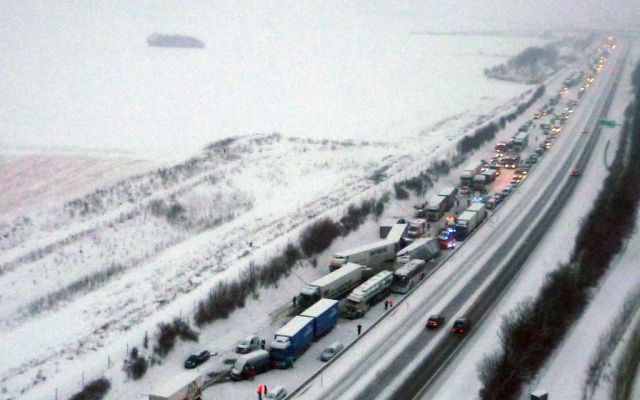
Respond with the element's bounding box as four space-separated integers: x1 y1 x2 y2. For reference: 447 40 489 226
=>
320 341 344 362
265 385 288 400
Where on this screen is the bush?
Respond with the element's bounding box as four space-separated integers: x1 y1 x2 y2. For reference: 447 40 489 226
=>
69 378 111 400
299 218 342 257
394 183 409 200
154 319 199 357
478 62 640 400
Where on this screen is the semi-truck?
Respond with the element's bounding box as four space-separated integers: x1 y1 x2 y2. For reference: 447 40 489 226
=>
455 202 487 240
512 131 529 152
299 298 340 338
425 195 449 222
270 299 339 368
329 240 396 271
298 263 363 309
403 218 427 243
396 237 440 263
149 371 203 400
342 271 393 318
329 224 407 270
460 161 484 186
269 316 315 368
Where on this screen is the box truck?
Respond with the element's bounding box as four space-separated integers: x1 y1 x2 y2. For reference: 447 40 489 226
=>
149 371 203 400
298 263 363 309
299 299 340 339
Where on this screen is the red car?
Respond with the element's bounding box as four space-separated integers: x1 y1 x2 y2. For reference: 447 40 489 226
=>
570 170 581 177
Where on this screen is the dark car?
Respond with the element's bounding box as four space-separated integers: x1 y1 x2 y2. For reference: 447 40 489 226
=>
571 169 581 177
426 315 445 329
184 351 211 369
452 318 471 335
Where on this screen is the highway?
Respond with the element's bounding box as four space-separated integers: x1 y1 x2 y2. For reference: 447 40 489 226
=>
287 41 627 400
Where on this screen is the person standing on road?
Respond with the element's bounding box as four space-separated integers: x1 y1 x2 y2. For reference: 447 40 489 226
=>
292 295 297 308
257 384 263 400
389 298 395 308
384 300 389 311
357 324 362 335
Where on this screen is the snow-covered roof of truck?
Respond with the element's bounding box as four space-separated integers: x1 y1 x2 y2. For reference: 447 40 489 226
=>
437 186 457 197
149 370 202 397
333 239 394 258
457 210 477 221
386 223 408 243
312 263 362 287
275 315 314 338
300 298 338 318
347 271 392 302
396 237 433 256
467 202 486 212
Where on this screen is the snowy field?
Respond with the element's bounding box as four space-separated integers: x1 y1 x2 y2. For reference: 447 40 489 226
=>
0 2 618 400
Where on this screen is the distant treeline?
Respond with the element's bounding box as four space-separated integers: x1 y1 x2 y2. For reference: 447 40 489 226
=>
478 59 640 400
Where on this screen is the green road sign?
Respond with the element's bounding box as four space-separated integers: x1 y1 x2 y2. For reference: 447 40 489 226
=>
598 119 617 128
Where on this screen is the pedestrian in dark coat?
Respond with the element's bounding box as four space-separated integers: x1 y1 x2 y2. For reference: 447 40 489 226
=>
357 324 362 335
384 300 389 311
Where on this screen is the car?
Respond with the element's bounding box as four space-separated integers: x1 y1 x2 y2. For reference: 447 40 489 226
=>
501 186 513 196
184 351 211 369
535 148 545 156
493 194 504 205
452 318 470 335
485 197 497 210
582 129 589 134
236 334 261 354
265 386 288 400
528 154 538 163
522 166 531 175
571 169 581 177
320 341 344 362
426 315 445 329
459 186 470 196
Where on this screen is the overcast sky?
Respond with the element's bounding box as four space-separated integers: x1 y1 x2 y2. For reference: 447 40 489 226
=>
364 0 639 33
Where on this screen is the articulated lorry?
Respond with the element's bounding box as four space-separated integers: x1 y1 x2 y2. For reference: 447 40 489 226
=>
149 371 203 400
342 271 393 318
270 299 339 368
298 263 363 309
396 237 440 263
460 161 484 186
425 195 449 222
455 202 487 240
299 298 340 338
329 224 407 271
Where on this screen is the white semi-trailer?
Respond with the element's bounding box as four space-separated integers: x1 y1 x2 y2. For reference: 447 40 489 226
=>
455 202 487 240
149 371 203 400
298 263 364 309
396 237 440 263
329 224 407 270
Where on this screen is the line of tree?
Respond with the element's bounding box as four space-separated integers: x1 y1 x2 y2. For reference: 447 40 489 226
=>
478 60 640 400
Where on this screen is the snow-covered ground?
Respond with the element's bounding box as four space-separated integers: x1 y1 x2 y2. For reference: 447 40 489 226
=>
1 2 630 400
419 38 639 400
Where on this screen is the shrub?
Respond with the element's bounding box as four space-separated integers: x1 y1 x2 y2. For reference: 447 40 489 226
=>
69 378 111 400
394 183 409 200
154 319 199 357
478 61 640 400
299 218 342 257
